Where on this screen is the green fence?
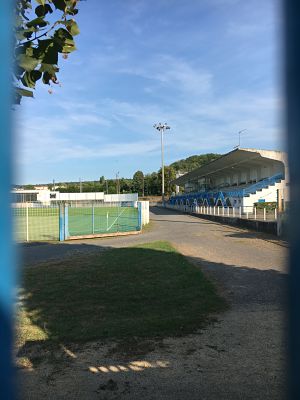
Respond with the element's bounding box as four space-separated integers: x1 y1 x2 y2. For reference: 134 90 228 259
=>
13 202 141 242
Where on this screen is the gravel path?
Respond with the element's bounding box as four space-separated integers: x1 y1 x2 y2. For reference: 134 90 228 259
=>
18 207 288 400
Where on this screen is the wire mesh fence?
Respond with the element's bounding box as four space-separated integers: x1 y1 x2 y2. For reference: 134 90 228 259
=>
13 204 59 241
13 201 140 242
67 204 139 237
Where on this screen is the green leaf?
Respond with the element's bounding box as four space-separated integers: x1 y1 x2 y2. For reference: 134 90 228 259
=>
27 17 48 28
54 27 73 41
17 54 39 72
43 44 59 64
35 0 45 5
35 4 53 17
66 20 80 36
25 46 34 57
21 70 42 89
17 88 34 98
15 27 36 41
39 63 59 75
69 8 79 16
54 28 75 53
42 71 52 84
52 0 67 11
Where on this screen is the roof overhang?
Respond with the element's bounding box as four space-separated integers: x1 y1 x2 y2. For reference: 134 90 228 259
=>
172 148 287 186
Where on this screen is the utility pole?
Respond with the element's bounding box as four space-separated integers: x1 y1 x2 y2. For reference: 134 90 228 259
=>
142 174 145 197
153 122 171 203
116 172 120 194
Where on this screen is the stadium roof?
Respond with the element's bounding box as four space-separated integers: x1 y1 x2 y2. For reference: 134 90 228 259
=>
172 148 287 186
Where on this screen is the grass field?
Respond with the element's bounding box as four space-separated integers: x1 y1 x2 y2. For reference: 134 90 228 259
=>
16 241 226 348
13 206 139 241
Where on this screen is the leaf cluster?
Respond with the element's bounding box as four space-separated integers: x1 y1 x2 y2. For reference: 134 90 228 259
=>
14 0 80 104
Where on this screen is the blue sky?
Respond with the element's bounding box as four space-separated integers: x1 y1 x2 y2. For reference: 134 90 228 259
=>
16 0 283 184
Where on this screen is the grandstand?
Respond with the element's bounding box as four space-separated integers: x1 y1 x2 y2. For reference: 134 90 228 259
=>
170 148 288 211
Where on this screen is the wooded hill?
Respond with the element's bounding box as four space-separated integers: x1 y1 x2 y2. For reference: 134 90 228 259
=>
170 153 221 173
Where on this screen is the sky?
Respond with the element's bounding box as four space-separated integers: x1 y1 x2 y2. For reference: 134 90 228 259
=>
15 0 283 184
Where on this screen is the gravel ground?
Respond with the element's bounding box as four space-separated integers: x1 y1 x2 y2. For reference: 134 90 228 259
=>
18 207 288 400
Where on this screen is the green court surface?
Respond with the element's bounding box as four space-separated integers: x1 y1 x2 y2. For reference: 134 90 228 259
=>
13 206 139 242
68 206 139 237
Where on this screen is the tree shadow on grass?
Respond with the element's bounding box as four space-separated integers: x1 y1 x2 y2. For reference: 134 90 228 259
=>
16 241 287 385
17 244 287 398
17 243 226 345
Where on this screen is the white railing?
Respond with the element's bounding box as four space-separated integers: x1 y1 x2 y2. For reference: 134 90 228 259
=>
166 204 278 221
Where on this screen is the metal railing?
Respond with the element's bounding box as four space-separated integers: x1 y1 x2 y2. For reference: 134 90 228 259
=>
166 203 277 222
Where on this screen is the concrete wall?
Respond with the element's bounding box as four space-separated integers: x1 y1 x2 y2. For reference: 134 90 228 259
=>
104 193 138 202
191 213 277 235
57 192 105 201
138 201 150 226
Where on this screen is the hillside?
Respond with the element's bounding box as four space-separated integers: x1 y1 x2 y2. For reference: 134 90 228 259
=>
170 153 221 173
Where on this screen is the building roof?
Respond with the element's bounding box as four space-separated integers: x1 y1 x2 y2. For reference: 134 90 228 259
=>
172 148 287 186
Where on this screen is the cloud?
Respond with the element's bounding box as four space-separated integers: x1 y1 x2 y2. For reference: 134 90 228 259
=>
119 55 214 97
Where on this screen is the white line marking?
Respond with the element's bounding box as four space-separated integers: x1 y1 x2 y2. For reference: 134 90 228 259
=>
107 208 126 231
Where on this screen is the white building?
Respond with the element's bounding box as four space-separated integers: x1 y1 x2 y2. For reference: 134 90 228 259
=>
11 190 138 205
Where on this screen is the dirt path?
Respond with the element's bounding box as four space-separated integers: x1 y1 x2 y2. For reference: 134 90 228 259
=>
18 207 287 399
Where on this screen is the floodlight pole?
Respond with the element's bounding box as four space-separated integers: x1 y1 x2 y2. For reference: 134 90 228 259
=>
153 123 171 203
237 129 247 148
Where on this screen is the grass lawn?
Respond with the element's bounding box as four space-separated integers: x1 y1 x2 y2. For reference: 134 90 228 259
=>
17 241 226 347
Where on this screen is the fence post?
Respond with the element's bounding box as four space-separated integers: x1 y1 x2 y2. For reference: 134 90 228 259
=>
64 203 69 239
223 206 225 216
138 202 142 230
254 207 257 220
275 208 277 220
263 207 266 221
218 206 220 215
59 204 65 241
26 203 29 242
92 204 95 234
239 206 242 218
233 207 235 217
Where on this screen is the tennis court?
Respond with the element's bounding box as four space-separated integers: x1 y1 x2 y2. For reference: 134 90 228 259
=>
68 206 139 236
13 203 140 242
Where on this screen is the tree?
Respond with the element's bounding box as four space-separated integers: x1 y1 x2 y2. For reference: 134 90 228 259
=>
144 172 159 196
132 170 144 196
158 166 176 196
14 0 80 104
23 184 35 189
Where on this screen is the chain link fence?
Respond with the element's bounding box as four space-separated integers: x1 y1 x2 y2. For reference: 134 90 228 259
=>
13 201 141 242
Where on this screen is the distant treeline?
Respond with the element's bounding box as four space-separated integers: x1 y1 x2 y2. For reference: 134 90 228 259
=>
21 153 221 196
